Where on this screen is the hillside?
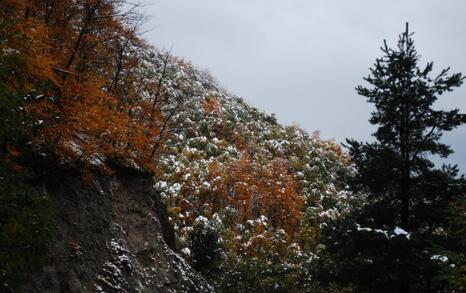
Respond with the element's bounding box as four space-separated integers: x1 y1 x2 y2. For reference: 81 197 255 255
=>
0 2 359 291
133 49 362 290
9 2 466 293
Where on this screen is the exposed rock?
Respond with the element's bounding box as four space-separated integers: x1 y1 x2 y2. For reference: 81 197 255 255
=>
23 170 213 293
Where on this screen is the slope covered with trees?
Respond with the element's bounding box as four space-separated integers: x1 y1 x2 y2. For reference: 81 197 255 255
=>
0 1 359 291
145 52 360 291
0 1 464 292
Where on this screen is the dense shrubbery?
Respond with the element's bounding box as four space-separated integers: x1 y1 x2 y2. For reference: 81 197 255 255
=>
0 50 50 289
188 216 223 273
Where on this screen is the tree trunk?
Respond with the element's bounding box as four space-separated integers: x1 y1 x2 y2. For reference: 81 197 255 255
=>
399 92 411 293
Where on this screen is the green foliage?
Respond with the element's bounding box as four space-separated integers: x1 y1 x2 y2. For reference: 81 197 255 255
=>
188 216 223 273
0 43 50 292
214 255 356 293
0 53 28 145
0 164 50 291
322 23 466 292
434 191 466 291
215 257 300 293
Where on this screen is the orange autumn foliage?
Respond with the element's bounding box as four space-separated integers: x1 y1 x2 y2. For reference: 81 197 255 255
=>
1 0 169 172
202 95 221 114
0 0 57 93
208 154 304 239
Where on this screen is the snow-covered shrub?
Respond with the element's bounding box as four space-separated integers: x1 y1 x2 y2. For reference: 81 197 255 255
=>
187 216 223 273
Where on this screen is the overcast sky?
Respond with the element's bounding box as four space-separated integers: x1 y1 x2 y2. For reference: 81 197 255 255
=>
142 0 466 172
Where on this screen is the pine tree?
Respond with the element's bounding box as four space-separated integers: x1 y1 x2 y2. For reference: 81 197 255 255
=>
321 23 466 293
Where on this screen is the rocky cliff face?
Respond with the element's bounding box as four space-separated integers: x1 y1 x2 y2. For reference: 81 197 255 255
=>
23 169 213 293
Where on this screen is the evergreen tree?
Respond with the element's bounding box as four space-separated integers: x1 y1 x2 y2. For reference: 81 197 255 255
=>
188 217 223 273
320 23 466 293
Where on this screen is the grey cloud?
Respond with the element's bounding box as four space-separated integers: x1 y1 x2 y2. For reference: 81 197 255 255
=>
142 0 466 172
